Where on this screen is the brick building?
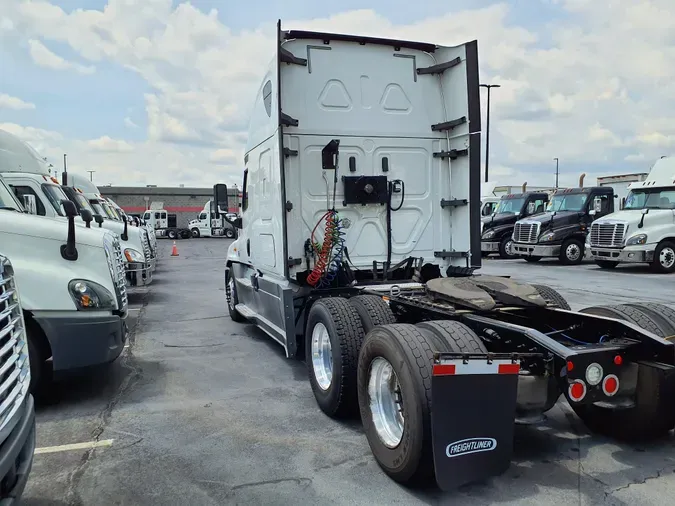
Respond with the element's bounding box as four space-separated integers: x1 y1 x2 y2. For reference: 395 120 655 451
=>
98 185 241 229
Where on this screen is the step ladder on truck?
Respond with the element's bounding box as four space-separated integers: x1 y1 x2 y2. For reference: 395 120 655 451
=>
220 21 675 491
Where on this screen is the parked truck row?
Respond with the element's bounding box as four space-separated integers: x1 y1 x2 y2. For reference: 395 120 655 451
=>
0 128 164 502
217 21 675 492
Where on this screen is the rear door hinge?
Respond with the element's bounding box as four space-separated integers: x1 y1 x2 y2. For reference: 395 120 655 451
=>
280 47 308 66
285 201 293 211
283 147 298 157
288 257 302 268
417 57 461 75
433 149 468 160
440 199 468 208
431 116 467 132
281 112 299 127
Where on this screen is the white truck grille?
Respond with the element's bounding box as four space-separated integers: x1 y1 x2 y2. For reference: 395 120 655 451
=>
141 231 151 261
111 238 129 312
513 222 540 244
590 222 626 247
0 256 30 434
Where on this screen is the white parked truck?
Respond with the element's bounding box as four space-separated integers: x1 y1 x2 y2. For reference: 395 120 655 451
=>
142 203 191 240
0 253 36 502
188 200 236 238
0 174 128 390
221 21 675 491
65 173 155 283
588 157 675 273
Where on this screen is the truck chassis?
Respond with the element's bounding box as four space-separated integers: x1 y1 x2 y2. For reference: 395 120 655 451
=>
226 269 675 490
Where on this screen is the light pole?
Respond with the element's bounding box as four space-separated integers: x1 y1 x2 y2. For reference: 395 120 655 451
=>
554 158 559 188
480 83 500 183
87 170 96 182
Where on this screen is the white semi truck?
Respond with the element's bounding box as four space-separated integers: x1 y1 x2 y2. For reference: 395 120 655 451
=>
0 174 128 390
65 173 155 283
219 22 675 491
0 253 36 502
588 157 675 273
596 172 649 211
187 200 236 238
141 203 192 240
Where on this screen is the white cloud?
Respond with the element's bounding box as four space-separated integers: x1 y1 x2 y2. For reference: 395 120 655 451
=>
124 117 138 129
28 39 95 75
0 0 674 187
86 136 133 152
0 93 35 110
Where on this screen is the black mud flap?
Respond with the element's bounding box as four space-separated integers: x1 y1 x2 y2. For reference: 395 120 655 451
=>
431 352 521 490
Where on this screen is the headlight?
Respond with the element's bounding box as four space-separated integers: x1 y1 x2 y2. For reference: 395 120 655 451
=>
539 231 555 242
68 280 116 310
482 229 495 239
626 233 647 246
124 248 144 262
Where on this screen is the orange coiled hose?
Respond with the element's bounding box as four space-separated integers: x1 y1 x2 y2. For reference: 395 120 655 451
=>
307 210 336 286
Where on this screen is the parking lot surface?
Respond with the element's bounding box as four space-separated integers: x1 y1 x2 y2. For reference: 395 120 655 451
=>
23 241 675 506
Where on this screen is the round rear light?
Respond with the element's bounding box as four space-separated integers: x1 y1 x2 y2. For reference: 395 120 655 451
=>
614 355 623 365
585 363 603 386
566 360 574 372
603 374 619 397
568 380 586 402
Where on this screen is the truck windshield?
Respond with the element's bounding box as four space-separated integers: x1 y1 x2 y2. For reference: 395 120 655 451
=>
494 197 525 214
41 183 69 216
624 188 675 210
89 200 107 218
546 193 588 212
102 202 119 220
0 179 24 212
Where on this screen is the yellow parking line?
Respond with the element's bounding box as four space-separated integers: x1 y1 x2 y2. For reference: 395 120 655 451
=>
35 439 114 455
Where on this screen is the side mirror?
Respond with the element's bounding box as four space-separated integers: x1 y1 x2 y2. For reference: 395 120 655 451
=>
81 209 93 228
233 217 243 229
22 194 37 215
95 214 104 227
60 199 78 261
214 183 229 214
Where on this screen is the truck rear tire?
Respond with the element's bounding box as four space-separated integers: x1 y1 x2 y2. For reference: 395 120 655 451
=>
225 229 235 238
595 259 618 269
226 271 246 323
306 297 365 418
651 240 675 273
417 320 487 354
499 236 516 259
560 238 584 265
624 302 675 338
349 295 396 333
167 230 177 239
357 324 436 486
569 304 675 440
531 284 571 310
580 304 665 338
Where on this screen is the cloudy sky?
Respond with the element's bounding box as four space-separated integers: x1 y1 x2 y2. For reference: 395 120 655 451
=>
0 0 673 189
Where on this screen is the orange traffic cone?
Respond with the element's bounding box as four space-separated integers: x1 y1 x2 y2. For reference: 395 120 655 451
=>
171 241 179 257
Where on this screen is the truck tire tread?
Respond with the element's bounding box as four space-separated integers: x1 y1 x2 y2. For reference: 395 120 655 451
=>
584 304 665 338
417 320 487 354
306 297 365 418
348 295 396 334
624 303 675 337
531 284 571 310
357 324 436 485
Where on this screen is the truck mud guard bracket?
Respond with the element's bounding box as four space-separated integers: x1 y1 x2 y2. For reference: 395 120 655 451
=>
279 46 308 66
431 116 467 132
433 149 468 160
280 112 299 127
417 56 462 75
431 352 531 490
440 199 468 208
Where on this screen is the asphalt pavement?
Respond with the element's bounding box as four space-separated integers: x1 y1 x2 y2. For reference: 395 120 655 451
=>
22 241 675 506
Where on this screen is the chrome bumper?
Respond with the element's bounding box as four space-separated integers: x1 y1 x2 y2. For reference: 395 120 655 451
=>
513 243 561 257
481 241 500 252
589 245 654 263
125 262 153 287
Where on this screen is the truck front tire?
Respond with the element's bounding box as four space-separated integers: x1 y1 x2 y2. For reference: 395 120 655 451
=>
306 298 365 418
499 236 516 259
560 238 584 265
191 228 200 238
226 271 246 323
357 324 436 486
651 240 675 274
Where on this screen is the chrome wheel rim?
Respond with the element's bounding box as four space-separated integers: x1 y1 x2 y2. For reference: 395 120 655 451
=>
368 357 404 448
660 247 675 269
311 323 333 390
228 277 236 310
567 243 581 262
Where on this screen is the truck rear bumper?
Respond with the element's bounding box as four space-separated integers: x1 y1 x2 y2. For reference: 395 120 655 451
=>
126 262 152 287
481 241 500 252
33 312 127 372
0 395 35 505
589 246 653 263
512 243 560 257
